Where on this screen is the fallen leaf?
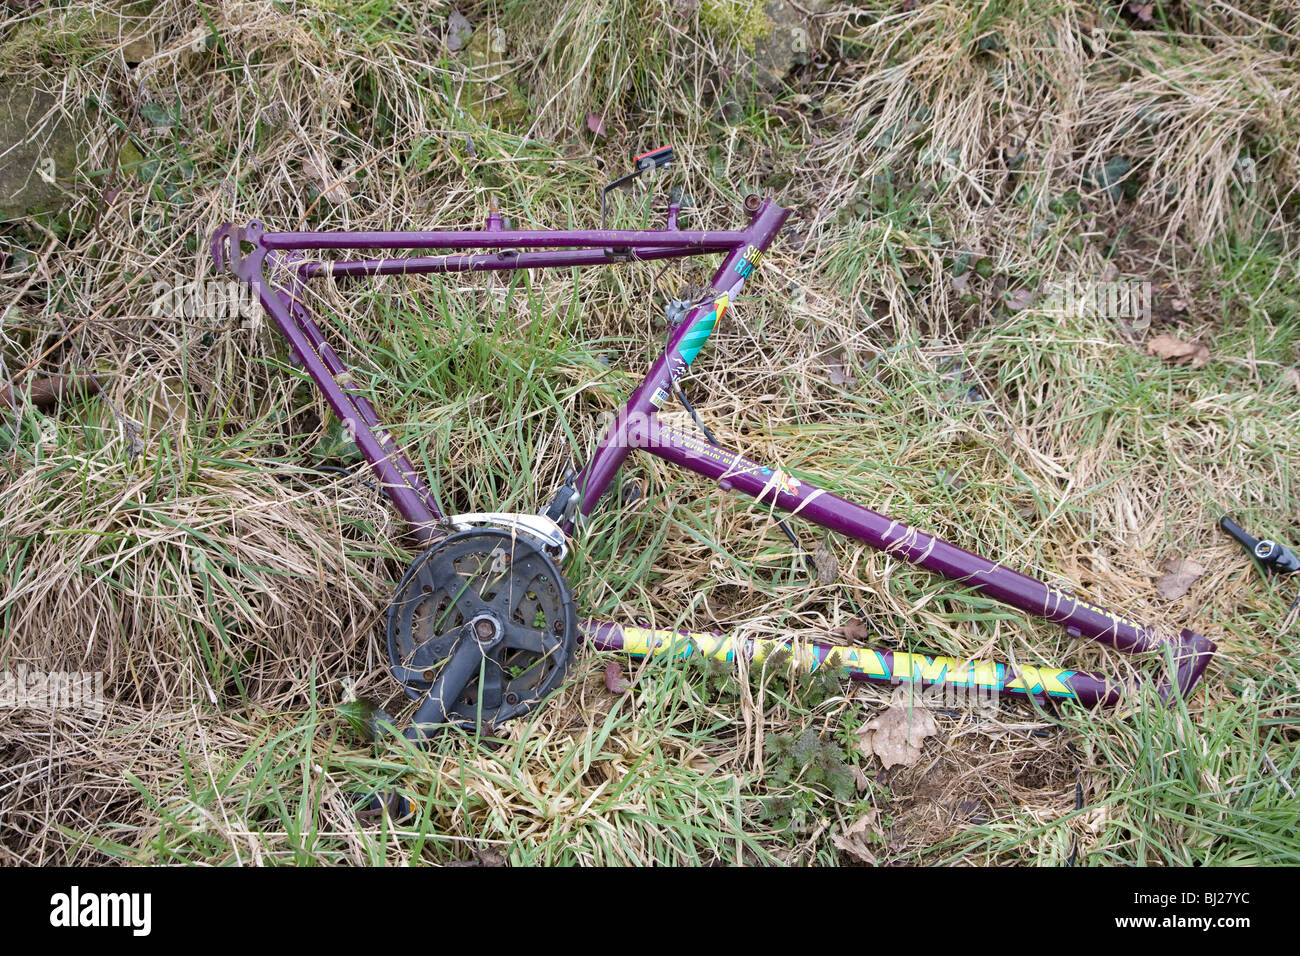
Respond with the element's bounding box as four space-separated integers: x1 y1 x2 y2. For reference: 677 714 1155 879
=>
857 686 938 770
850 766 872 793
936 467 967 491
604 661 632 694
445 10 472 52
1147 332 1209 368
812 539 839 585
1156 556 1206 601
839 618 873 643
832 810 880 863
120 417 145 463
824 352 857 388
1004 286 1036 311
1283 367 1300 394
447 848 506 867
586 112 606 138
953 798 989 825
304 157 352 204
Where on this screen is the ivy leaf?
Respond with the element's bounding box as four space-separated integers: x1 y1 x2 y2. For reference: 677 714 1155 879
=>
1087 156 1132 201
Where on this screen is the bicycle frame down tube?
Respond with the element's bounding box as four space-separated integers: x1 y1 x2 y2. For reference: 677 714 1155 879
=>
213 223 447 542
573 198 792 514
623 418 1215 691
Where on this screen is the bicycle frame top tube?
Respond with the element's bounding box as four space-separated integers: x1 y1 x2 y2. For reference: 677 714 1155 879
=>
261 227 752 251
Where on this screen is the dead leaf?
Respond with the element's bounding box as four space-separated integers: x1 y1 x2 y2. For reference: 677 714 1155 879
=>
857 686 938 770
850 766 872 793
832 810 880 864
839 618 873 643
824 352 857 388
447 848 506 867
1004 286 1036 311
953 798 989 825
936 468 967 491
1155 556 1206 600
1283 367 1300 394
812 539 839 585
304 157 352 204
1146 332 1209 368
604 661 632 694
445 10 472 52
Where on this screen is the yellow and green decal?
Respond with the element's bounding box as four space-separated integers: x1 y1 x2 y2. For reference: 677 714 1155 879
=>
617 627 1079 699
734 244 765 279
677 294 729 366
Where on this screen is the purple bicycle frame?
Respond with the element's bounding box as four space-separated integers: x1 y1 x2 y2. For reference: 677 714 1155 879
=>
212 192 1215 709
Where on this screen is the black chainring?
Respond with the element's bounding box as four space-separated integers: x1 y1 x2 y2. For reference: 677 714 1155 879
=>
385 528 577 734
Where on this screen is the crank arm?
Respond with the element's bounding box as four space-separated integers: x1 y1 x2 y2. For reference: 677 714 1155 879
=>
404 618 505 739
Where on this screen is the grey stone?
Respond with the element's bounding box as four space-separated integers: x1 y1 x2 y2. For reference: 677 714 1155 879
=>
751 0 814 90
0 84 89 224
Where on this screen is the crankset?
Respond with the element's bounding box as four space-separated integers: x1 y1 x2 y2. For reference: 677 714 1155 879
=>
385 528 578 738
